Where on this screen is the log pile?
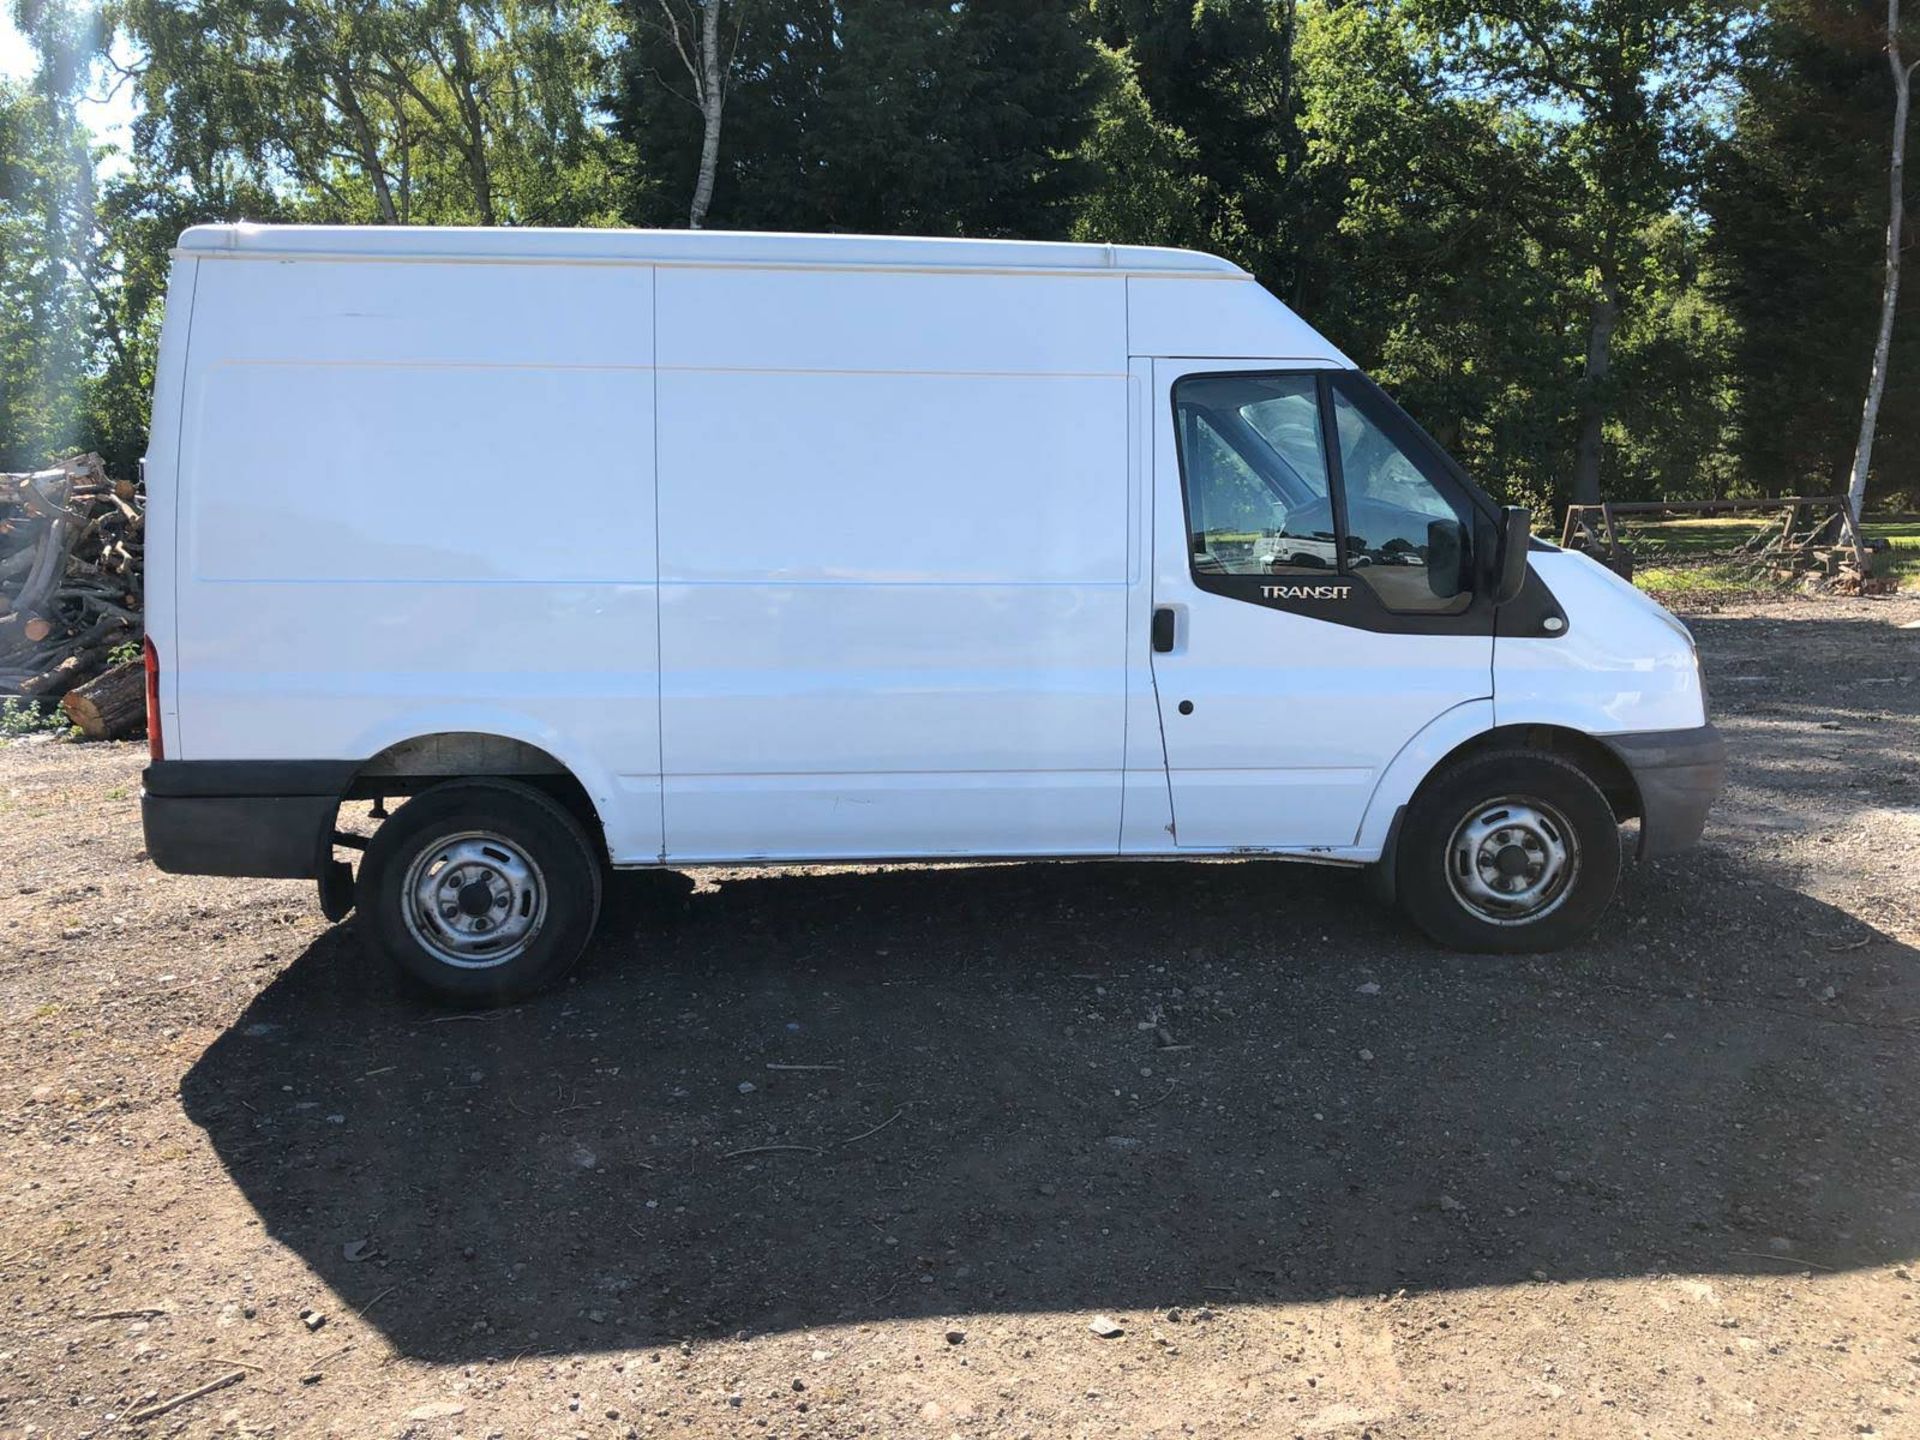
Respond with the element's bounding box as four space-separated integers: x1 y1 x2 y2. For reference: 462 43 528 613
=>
0 453 147 737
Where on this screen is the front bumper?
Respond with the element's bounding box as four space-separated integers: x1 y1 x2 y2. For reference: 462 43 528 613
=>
141 761 355 878
1601 724 1726 860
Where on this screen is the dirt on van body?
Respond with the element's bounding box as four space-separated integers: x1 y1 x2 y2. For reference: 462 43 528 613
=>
3 594 1920 1440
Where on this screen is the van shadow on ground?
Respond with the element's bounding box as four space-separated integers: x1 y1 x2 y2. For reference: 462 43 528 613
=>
181 848 1920 1363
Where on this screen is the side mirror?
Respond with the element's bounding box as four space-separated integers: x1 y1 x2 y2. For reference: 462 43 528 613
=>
1492 505 1532 605
1426 518 1469 599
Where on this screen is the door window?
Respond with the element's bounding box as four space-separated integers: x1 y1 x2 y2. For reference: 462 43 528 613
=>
1331 387 1471 614
1172 370 1476 615
1173 375 1338 575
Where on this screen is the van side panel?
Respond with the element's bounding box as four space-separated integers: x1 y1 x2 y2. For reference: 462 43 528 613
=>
655 268 1130 860
1125 275 1350 364
172 258 662 862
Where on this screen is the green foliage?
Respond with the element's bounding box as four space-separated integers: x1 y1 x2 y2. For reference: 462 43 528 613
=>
1090 0 1336 300
112 0 624 226
1704 0 1919 505
1295 1 1578 509
0 697 77 739
0 0 1911 521
615 0 1106 237
0 74 95 471
1069 44 1210 250
1606 216 1742 502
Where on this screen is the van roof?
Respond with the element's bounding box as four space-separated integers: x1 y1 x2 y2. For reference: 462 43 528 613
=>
174 223 1248 278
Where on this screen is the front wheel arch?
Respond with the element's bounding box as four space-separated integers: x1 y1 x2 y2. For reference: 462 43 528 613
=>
1370 722 1639 908
1416 723 1642 825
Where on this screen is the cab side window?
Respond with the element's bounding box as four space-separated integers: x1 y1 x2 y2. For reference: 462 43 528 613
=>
1332 388 1471 614
1174 375 1337 575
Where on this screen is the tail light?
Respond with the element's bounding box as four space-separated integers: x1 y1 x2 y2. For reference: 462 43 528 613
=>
144 635 164 761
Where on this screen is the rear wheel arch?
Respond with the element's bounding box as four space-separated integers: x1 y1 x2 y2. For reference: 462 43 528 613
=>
315 731 613 921
338 731 611 857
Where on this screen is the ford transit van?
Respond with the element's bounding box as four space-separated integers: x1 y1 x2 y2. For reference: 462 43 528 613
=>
139 224 1723 1002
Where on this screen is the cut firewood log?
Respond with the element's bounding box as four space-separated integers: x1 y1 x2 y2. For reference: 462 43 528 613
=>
21 648 102 698
61 659 145 739
9 498 83 625
0 612 40 660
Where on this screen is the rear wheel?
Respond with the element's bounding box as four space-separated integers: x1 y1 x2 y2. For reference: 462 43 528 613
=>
1395 749 1620 953
358 778 602 1005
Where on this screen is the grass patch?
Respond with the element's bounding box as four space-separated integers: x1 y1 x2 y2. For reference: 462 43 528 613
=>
1867 522 1920 592
1611 513 1920 598
1634 559 1787 606
1614 517 1771 557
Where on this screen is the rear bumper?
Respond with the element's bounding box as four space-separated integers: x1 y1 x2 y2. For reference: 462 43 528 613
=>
141 761 354 879
1601 723 1726 860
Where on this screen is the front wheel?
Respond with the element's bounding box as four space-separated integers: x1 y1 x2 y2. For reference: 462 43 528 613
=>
357 778 603 1005
1395 749 1621 953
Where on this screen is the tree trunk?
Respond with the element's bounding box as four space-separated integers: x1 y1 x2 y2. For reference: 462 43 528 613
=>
1570 275 1621 506
61 658 146 740
395 89 412 225
688 0 724 229
334 73 400 225
1848 0 1915 523
447 27 496 227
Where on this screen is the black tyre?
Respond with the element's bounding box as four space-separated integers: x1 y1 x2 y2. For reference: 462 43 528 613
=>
357 778 603 1005
1395 749 1621 953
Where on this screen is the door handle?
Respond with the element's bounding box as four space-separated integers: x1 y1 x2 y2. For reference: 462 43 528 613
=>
1151 607 1177 653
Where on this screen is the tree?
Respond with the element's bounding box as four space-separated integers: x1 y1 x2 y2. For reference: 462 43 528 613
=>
613 0 1107 238
67 0 623 466
1297 0 1581 508
0 0 103 471
1090 0 1337 303
1848 0 1919 518
112 0 623 227
1605 214 1740 502
1411 0 1740 504
1068 43 1213 252
635 0 744 228
0 77 93 470
1704 0 1917 501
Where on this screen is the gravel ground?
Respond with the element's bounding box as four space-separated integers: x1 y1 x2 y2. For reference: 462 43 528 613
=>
3 594 1920 1439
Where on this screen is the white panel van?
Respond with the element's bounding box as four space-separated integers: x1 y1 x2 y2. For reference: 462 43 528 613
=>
139 224 1723 1003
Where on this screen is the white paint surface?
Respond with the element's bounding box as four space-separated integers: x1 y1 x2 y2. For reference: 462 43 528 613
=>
151 226 1708 869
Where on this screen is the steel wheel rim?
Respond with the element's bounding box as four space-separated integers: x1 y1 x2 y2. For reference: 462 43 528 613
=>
401 830 547 970
1445 795 1579 926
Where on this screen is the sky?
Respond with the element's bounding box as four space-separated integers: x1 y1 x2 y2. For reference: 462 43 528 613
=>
0 4 138 172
